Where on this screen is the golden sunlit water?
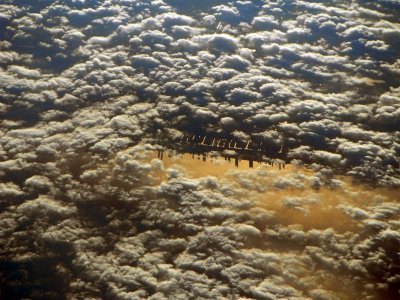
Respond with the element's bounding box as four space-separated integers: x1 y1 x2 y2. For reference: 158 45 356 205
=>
139 148 399 300
149 150 398 231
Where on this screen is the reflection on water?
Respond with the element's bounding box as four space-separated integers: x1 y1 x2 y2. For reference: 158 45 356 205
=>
154 150 284 177
139 148 400 300
149 149 399 233
154 148 287 176
86 144 400 300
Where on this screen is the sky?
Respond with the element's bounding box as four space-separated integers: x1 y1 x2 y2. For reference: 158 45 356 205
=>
0 0 400 299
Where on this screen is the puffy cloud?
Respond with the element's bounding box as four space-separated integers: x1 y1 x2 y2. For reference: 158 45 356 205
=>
17 195 76 218
7 65 41 79
1 0 400 299
199 33 240 53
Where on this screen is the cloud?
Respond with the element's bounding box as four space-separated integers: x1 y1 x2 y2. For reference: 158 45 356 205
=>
7 65 41 79
1 0 400 299
199 33 240 53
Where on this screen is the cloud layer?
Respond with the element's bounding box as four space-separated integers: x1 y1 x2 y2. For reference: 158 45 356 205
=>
0 0 400 299
1 0 399 184
1 144 400 299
